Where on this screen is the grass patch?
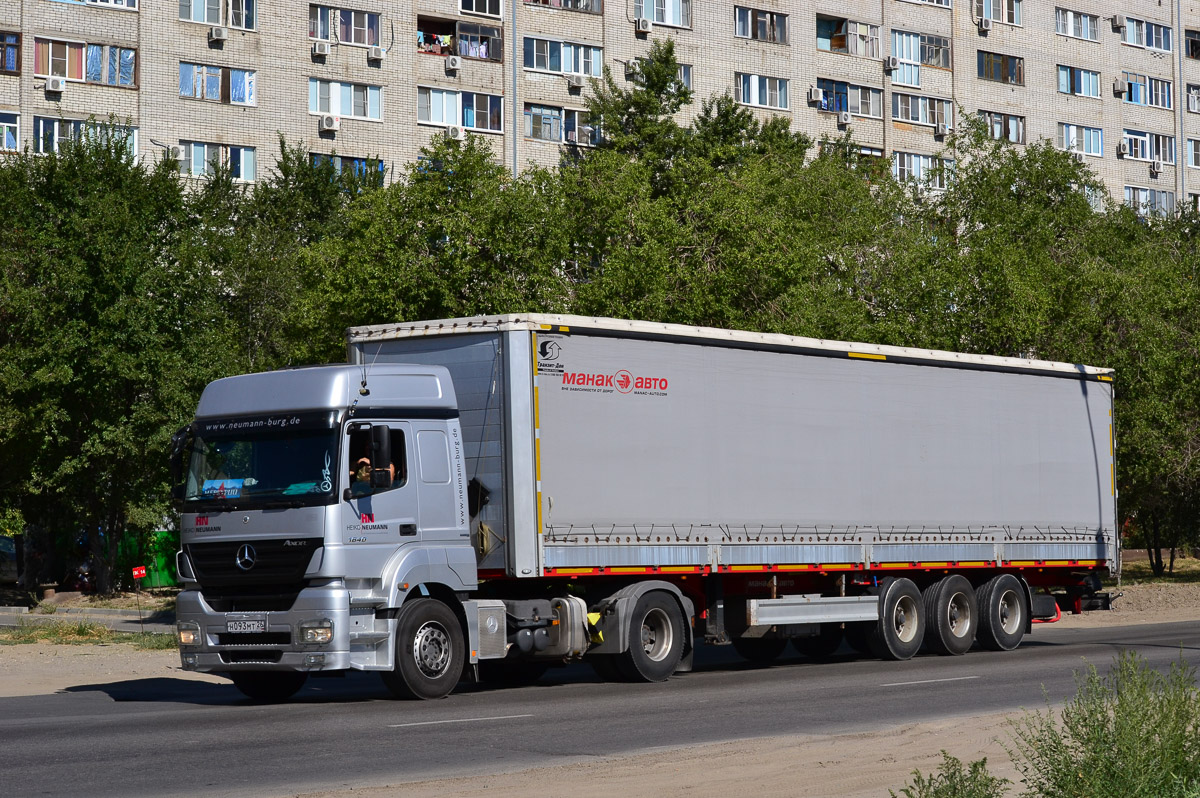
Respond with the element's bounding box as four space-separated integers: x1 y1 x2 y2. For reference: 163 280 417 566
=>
0 618 176 650
1116 554 1200 585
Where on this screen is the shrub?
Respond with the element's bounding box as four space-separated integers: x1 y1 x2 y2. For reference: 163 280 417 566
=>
891 751 1010 798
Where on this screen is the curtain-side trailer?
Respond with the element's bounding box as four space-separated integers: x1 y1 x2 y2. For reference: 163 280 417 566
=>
172 315 1117 701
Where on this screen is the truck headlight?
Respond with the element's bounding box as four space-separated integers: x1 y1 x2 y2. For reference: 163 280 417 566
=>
299 619 333 645
177 621 201 647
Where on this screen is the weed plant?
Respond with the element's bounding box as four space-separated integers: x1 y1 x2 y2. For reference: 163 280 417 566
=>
0 618 175 650
891 752 1009 798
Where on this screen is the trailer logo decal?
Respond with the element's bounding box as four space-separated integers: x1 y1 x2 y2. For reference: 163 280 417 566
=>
560 371 669 397
361 513 374 524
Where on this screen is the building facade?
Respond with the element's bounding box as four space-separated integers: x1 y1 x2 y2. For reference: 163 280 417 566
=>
2 0 1199 210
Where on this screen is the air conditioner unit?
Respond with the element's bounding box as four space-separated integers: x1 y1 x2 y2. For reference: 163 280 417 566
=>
45 76 66 93
1113 78 1128 95
368 45 385 61
169 145 183 161
1151 159 1163 175
209 26 229 42
445 55 462 72
319 114 340 132
1112 14 1126 32
1071 151 1085 163
566 74 584 88
447 125 466 141
838 111 852 126
636 17 653 33
624 61 642 82
312 40 330 57
807 86 823 105
884 56 900 72
935 122 949 137
978 17 992 32
1117 140 1129 157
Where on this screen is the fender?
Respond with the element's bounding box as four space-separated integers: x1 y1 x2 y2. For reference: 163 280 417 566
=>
380 544 474 608
588 580 695 667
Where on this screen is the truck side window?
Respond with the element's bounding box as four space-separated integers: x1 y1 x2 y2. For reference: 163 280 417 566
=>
346 426 407 493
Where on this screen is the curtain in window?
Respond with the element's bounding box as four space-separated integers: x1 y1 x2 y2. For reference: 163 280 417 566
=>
231 69 247 103
119 48 134 85
86 44 103 81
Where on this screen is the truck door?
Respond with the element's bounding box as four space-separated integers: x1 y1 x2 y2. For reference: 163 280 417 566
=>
340 422 418 552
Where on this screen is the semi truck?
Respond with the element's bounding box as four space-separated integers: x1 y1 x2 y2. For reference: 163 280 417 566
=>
171 314 1117 701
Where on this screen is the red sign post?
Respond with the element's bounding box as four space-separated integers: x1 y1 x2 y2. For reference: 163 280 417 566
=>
132 565 147 579
132 566 147 633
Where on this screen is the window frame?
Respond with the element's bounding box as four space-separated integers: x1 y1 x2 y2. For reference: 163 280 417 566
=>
736 7 788 45
1 31 20 76
1057 122 1102 156
179 0 224 25
815 78 883 118
979 110 1025 144
633 0 691 28
1054 8 1097 41
0 112 18 152
977 50 1024 85
309 78 383 121
461 0 502 19
734 71 789 110
1057 65 1100 98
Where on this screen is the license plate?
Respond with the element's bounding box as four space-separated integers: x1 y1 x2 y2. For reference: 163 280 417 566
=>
226 619 266 634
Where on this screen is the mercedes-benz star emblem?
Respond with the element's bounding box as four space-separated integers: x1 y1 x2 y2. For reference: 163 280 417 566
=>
235 544 257 571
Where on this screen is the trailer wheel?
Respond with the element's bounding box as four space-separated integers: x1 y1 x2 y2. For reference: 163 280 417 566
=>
976 574 1027 652
869 578 925 661
229 671 308 702
381 598 465 700
923 575 978 656
616 592 685 682
792 624 844 659
844 622 873 656
732 636 788 664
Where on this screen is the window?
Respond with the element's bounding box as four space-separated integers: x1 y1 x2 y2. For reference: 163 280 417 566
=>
418 18 503 62
309 79 382 120
735 72 788 109
977 51 1023 85
34 39 85 81
311 153 386 176
525 0 602 12
1125 186 1174 216
462 0 501 17
1188 85 1200 113
230 0 256 30
179 0 223 24
1055 9 1097 41
817 17 879 58
920 34 951 69
975 0 1020 26
180 64 256 105
525 103 561 141
182 142 253 180
1123 73 1172 109
1123 18 1171 52
1123 130 1175 163
1189 139 1200 168
418 87 459 126
736 7 787 44
85 44 137 87
2 33 19 75
564 109 600 146
0 113 17 151
979 110 1025 143
892 92 953 126
1188 30 1200 59
891 32 920 86
523 38 603 77
1057 123 1102 155
815 78 883 118
34 117 135 155
677 64 692 90
309 7 379 45
908 0 950 6
892 152 952 189
463 91 503 131
1057 65 1099 98
633 0 690 27
87 0 138 7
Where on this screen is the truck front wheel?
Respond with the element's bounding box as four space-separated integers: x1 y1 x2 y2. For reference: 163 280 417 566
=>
616 592 686 682
230 671 308 702
382 598 465 700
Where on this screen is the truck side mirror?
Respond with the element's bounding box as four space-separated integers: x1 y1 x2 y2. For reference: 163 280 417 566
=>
168 424 193 507
370 425 392 489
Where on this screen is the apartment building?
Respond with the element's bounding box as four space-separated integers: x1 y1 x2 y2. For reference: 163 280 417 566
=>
2 0 1199 211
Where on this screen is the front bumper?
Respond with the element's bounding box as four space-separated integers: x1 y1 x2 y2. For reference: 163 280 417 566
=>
176 585 353 672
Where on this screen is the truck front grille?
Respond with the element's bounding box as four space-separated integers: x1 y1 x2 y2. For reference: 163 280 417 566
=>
187 538 322 588
220 651 284 664
216 632 292 646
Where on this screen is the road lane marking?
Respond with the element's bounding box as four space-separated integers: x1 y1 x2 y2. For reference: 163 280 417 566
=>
388 713 534 728
880 676 980 688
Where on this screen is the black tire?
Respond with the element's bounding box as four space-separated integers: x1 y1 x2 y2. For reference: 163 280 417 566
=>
380 598 465 699
615 592 686 682
229 671 308 702
869 578 925 661
923 575 978 656
976 574 1027 652
792 624 844 659
844 621 874 656
732 636 789 664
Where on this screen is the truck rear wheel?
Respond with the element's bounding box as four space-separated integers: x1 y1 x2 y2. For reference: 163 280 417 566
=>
616 592 685 682
732 636 788 664
381 598 465 700
869 578 924 661
229 671 308 702
792 624 844 659
976 574 1027 651
924 575 978 656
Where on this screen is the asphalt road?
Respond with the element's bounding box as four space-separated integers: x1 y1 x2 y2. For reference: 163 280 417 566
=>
4 620 1198 798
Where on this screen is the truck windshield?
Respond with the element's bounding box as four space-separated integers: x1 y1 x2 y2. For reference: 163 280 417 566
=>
182 413 339 509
